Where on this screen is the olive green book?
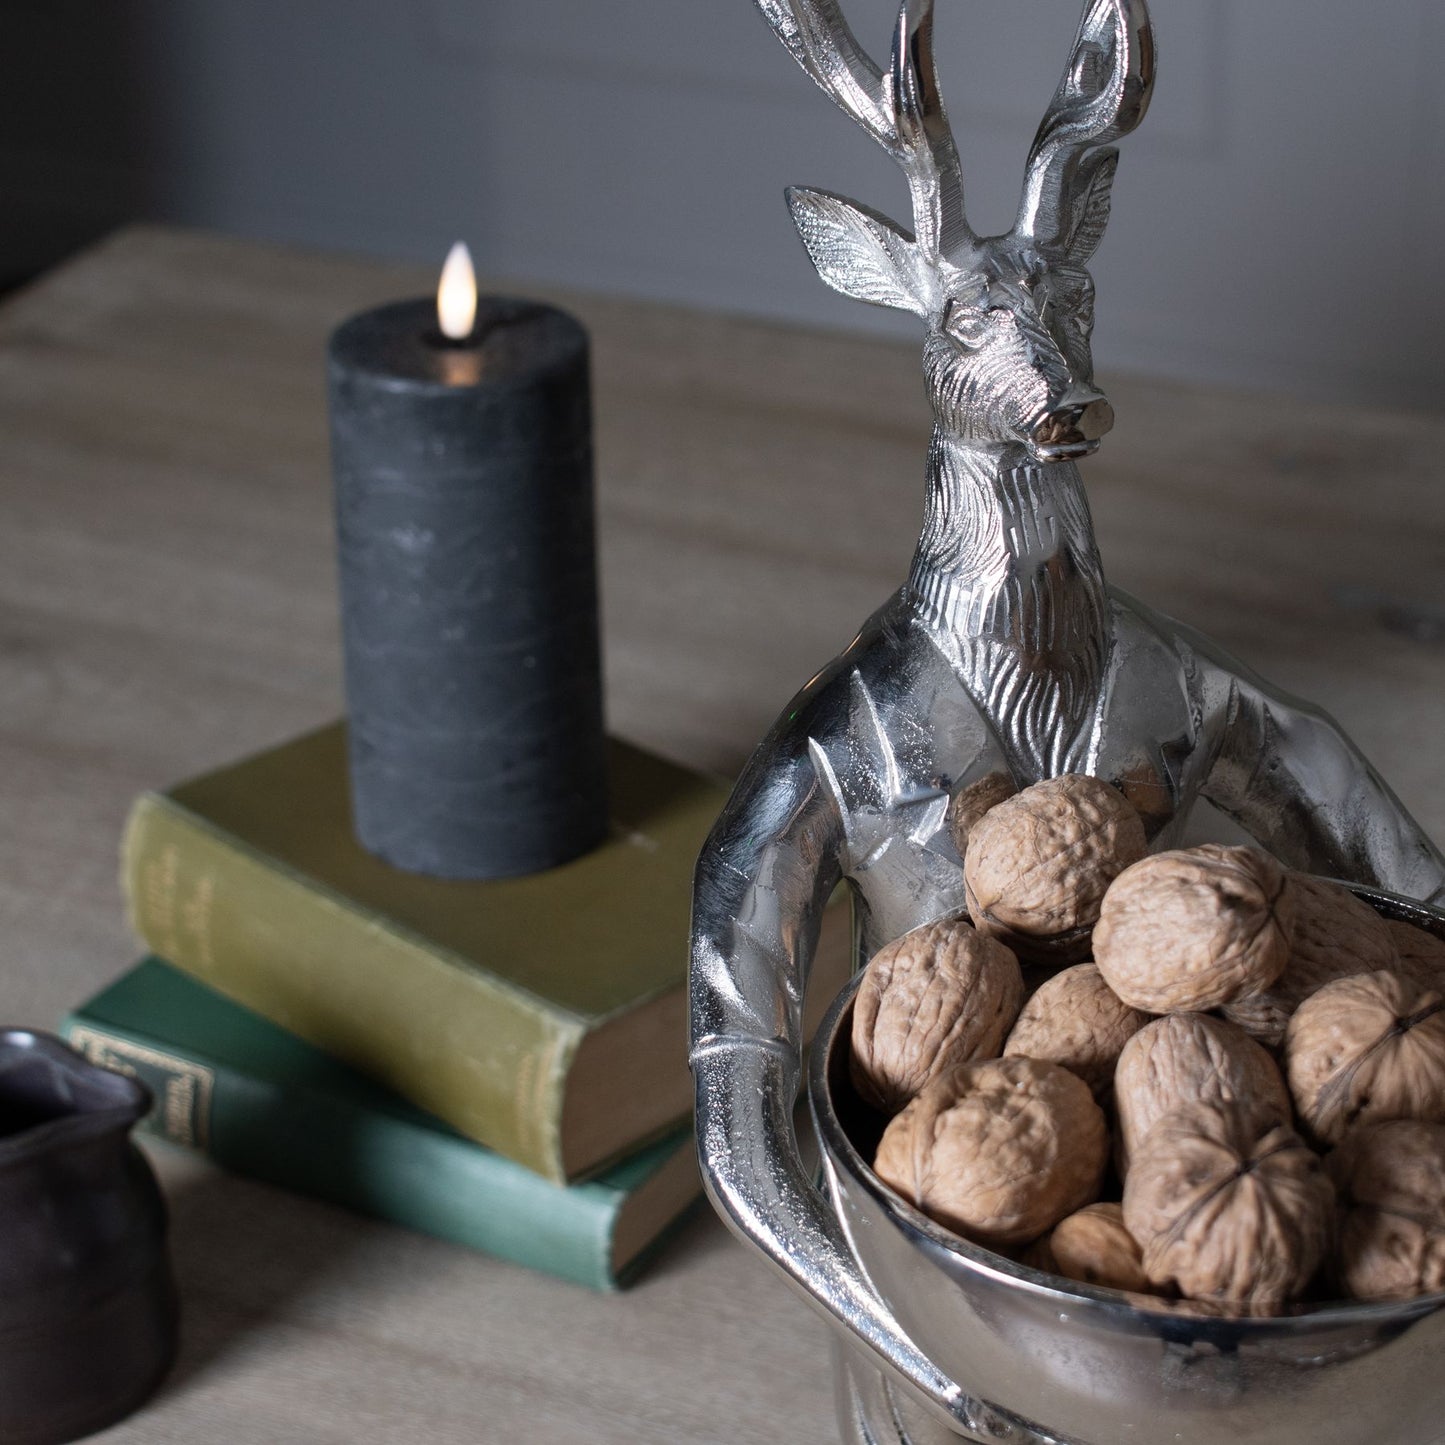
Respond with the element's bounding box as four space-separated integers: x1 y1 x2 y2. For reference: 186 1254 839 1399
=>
63 959 699 1291
121 723 851 1182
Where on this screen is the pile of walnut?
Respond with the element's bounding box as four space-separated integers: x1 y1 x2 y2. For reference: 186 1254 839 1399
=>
853 773 1445 1315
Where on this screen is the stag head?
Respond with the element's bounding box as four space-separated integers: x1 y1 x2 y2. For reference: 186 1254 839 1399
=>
761 0 1154 462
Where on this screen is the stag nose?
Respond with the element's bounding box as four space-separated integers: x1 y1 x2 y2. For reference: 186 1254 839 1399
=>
1030 394 1115 461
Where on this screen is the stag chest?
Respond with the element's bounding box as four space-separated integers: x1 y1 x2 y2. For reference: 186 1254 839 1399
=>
810 590 1212 956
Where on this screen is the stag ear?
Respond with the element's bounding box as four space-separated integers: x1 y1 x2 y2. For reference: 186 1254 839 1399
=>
786 186 931 318
1062 148 1119 264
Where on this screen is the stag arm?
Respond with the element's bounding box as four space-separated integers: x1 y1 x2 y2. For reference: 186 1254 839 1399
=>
690 728 845 1063
689 719 979 1432
1186 630 1445 905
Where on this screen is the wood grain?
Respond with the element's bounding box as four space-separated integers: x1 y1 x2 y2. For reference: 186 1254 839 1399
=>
0 226 1441 1443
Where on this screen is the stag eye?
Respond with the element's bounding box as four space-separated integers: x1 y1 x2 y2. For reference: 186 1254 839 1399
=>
942 296 990 348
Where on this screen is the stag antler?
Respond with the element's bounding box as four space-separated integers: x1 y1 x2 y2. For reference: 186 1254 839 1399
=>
1013 0 1155 251
755 0 969 258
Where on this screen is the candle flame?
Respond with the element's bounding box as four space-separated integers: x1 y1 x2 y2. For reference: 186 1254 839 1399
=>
437 241 477 340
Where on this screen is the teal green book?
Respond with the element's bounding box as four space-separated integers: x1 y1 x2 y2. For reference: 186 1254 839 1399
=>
62 959 700 1291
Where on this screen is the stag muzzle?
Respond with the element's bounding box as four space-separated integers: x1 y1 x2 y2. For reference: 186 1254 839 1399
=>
1030 393 1115 462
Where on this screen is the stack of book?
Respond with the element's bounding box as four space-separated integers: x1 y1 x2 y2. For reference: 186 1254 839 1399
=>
64 723 849 1289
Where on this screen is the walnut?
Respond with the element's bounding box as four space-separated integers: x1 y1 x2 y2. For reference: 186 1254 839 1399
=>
1386 918 1445 994
947 770 1016 858
1003 963 1148 1097
1113 1013 1292 1174
1329 1119 1445 1300
873 1056 1108 1247
1028 1202 1154 1294
964 774 1146 963
851 916 1024 1114
1093 845 1292 1013
1222 874 1399 1047
1122 1100 1334 1311
1284 970 1445 1146
1116 759 1174 841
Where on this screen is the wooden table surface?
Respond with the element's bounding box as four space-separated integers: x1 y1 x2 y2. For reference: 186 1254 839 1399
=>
2 226 1442 1444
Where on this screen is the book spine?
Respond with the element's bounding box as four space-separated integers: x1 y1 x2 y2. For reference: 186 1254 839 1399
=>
120 794 584 1182
60 1015 622 1291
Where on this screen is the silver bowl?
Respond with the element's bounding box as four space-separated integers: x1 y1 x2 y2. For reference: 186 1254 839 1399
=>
807 885 1445 1445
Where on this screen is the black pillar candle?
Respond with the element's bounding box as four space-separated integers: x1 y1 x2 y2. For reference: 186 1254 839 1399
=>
328 289 607 879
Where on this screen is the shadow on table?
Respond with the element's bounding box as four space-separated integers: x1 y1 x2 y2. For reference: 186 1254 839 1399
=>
151 1151 731 1399
156 1164 369 1397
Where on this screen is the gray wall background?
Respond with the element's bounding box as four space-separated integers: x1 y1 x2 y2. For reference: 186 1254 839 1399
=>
6 1 1444 408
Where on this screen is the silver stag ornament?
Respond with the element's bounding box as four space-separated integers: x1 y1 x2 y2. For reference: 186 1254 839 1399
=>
690 1 1445 1441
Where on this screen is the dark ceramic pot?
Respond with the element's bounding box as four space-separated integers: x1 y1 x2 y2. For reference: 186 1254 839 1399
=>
0 1030 178 1444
